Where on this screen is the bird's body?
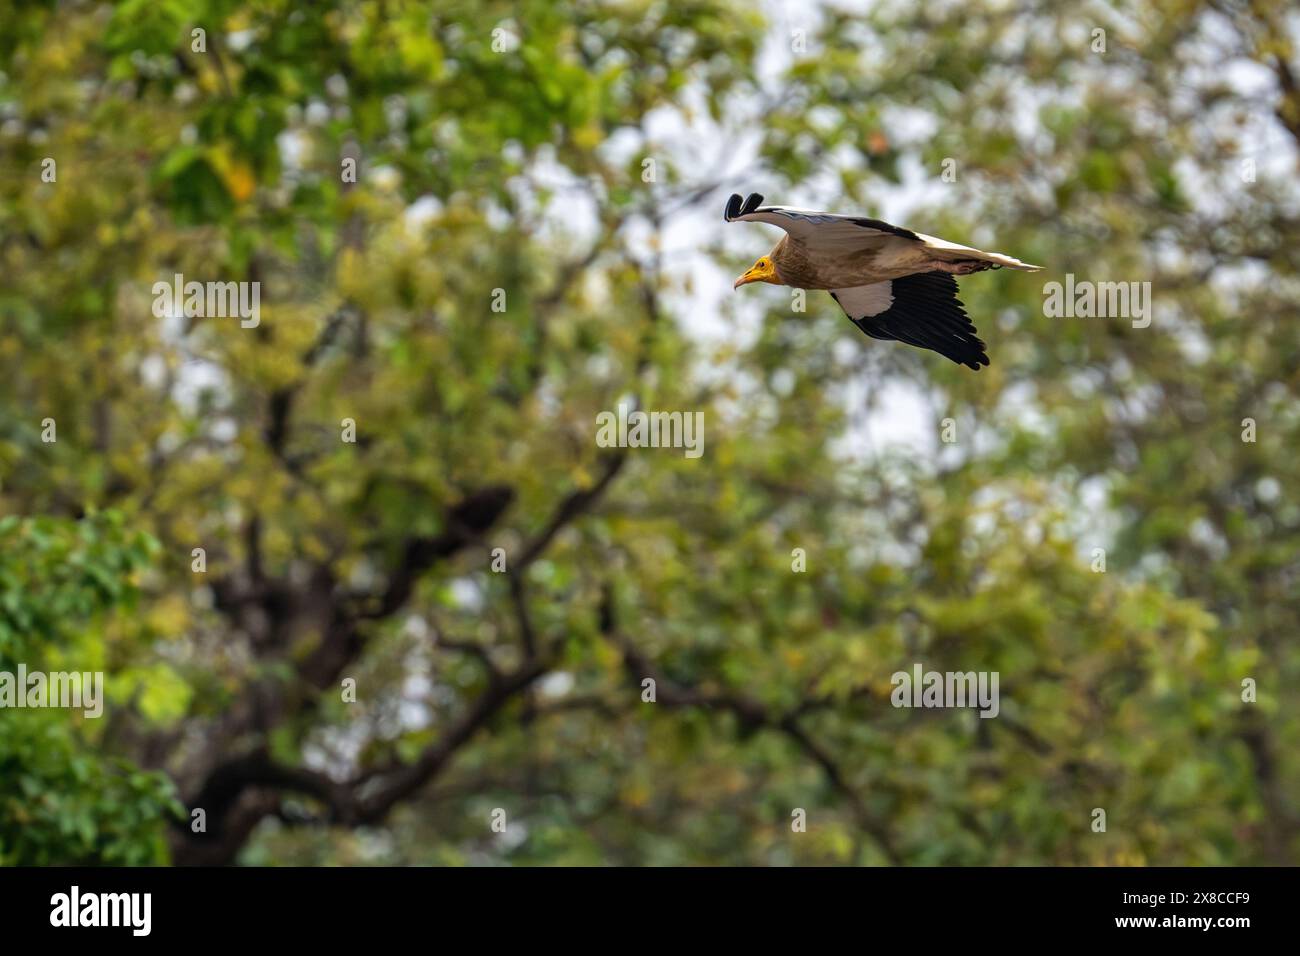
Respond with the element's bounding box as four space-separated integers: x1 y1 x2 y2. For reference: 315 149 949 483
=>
726 193 1042 369
765 232 936 288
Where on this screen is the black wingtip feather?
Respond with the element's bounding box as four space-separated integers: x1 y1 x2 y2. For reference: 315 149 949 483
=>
836 271 992 371
724 193 743 221
740 192 764 215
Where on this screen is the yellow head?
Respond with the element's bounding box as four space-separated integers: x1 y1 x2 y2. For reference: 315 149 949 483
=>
734 256 780 289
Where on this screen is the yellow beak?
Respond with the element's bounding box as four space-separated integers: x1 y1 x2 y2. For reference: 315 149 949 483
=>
734 262 774 289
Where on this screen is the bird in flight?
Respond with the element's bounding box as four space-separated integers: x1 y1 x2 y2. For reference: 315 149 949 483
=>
726 192 1041 370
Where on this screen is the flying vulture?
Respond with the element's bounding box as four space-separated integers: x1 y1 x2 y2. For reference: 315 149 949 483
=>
726 192 1042 370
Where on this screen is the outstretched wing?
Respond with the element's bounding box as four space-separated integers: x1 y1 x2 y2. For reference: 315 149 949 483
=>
724 192 920 253
831 272 990 370
725 192 1043 272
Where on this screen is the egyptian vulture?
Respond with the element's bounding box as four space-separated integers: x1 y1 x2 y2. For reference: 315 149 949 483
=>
726 192 1041 370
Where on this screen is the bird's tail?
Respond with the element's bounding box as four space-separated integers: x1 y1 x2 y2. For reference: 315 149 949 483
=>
917 233 1043 272
966 250 1043 272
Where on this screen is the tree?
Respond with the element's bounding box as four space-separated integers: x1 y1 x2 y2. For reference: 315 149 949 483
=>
0 512 180 864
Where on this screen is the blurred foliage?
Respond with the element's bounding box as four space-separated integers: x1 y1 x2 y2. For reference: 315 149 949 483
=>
0 512 181 864
0 0 1296 865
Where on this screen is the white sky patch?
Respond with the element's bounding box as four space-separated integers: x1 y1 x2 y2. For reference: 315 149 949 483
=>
208 416 238 443
404 194 443 232
448 577 484 612
1255 476 1281 504
139 353 167 389
536 671 574 700
276 128 309 170
171 359 230 416
837 374 938 459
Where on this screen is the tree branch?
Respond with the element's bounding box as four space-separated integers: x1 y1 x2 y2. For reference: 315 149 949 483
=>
597 591 902 864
